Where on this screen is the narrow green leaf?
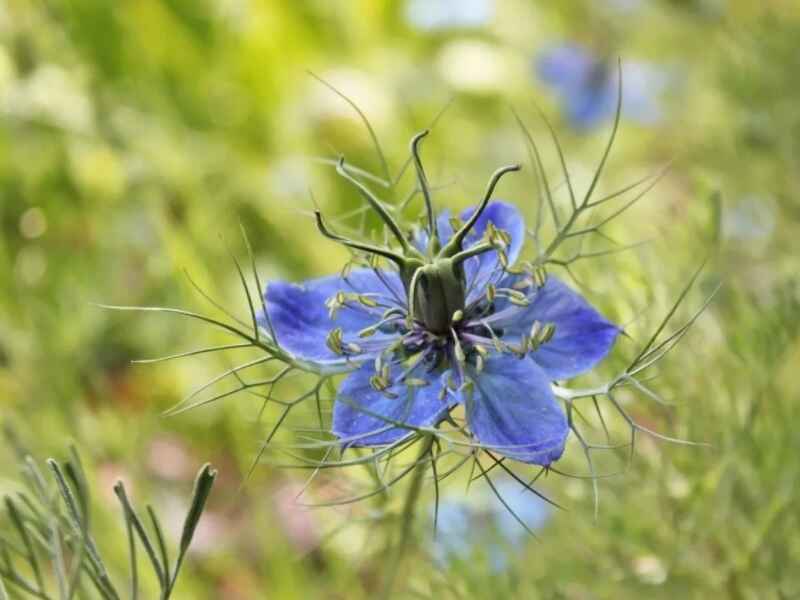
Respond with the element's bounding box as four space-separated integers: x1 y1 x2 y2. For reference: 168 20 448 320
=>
4 496 44 594
112 482 165 589
169 464 217 593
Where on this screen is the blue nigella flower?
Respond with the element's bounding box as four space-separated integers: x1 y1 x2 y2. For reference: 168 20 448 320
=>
260 133 618 466
432 481 552 570
404 0 493 31
537 42 667 131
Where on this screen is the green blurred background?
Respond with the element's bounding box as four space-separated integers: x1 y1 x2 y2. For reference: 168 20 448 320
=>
1 0 798 598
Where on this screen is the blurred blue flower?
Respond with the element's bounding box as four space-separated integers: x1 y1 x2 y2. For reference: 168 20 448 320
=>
405 0 493 31
537 43 668 131
607 0 646 14
432 481 552 569
261 191 618 466
723 195 776 242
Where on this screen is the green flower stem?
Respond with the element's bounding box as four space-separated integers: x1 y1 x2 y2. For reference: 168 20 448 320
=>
383 435 434 597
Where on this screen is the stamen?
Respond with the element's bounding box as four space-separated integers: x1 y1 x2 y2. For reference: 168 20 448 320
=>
512 277 534 290
497 249 509 269
541 323 556 343
326 328 344 355
529 321 556 350
404 378 430 387
500 289 530 307
451 328 466 364
505 262 527 275
475 320 506 353
325 291 346 319
518 333 529 354
486 284 496 303
357 294 379 308
369 374 398 398
358 312 404 338
359 325 378 338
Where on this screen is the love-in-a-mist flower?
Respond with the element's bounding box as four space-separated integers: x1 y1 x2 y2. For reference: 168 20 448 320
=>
432 480 551 570
260 132 618 466
537 42 667 131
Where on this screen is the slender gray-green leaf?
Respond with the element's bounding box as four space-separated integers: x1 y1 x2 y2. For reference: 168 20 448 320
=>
4 496 44 594
170 464 217 592
112 482 165 589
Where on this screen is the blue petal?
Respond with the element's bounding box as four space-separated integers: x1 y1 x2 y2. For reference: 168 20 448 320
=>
493 275 619 380
332 362 454 446
466 355 568 465
261 268 402 370
537 43 596 93
537 43 615 130
565 81 616 130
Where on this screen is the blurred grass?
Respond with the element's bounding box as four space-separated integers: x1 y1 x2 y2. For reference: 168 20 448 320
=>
1 1 799 598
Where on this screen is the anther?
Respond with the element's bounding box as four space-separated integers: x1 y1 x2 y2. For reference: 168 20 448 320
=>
326 328 344 355
486 284 496 303
452 329 466 364
357 295 378 308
